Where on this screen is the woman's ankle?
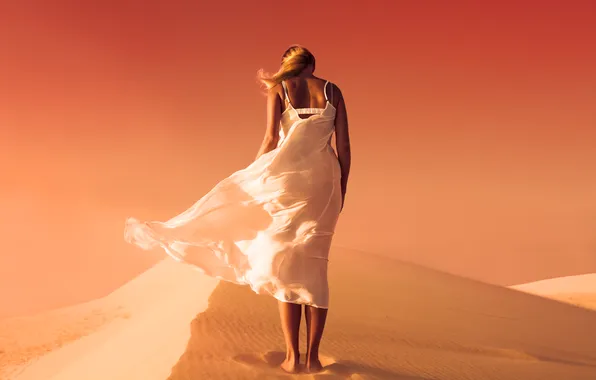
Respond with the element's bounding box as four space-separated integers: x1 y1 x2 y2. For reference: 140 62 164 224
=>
285 349 299 362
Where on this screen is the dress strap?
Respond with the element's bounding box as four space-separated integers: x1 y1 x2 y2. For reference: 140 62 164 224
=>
281 81 292 106
323 80 330 102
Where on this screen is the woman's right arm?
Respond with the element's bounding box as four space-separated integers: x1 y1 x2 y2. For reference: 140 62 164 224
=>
333 84 351 211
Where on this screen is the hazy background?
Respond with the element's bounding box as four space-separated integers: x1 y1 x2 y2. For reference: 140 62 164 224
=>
1 0 595 318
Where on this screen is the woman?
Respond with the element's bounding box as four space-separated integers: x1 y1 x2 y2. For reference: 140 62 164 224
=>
124 44 351 374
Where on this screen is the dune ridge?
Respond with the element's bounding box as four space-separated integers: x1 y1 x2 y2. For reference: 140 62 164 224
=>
512 273 596 293
2 259 218 380
511 273 596 311
0 302 126 379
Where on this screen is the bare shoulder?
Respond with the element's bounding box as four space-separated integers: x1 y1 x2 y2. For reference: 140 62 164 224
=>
330 82 343 98
266 82 287 113
268 82 284 99
325 80 344 109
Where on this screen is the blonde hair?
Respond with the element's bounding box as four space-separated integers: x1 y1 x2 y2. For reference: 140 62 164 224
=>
257 45 316 90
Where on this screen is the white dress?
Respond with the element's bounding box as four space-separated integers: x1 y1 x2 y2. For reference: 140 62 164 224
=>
124 80 342 308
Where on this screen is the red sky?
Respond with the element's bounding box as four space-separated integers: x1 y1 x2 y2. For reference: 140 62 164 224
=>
1 0 595 317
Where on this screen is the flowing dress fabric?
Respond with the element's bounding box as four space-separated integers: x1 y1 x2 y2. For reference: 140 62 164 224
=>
124 81 342 308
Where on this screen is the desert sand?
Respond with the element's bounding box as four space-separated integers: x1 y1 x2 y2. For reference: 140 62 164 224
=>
3 247 596 380
1 259 218 380
511 274 596 311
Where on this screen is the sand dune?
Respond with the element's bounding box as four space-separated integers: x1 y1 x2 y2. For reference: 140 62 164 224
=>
512 273 596 294
5 247 596 379
511 274 596 311
2 260 218 380
0 298 126 379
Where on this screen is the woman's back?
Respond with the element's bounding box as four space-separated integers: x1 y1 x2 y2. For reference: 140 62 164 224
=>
282 77 331 109
277 76 348 168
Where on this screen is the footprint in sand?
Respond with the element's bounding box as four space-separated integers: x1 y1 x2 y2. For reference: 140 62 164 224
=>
312 357 367 380
232 351 366 379
233 351 286 372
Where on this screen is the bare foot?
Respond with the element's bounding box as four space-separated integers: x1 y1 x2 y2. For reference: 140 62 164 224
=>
280 357 300 374
305 358 323 373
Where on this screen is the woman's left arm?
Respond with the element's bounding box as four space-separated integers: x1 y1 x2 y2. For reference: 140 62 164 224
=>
255 86 282 160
